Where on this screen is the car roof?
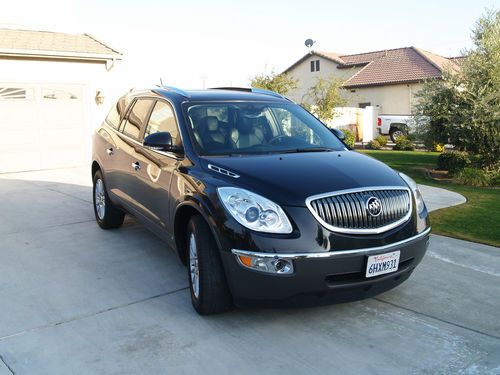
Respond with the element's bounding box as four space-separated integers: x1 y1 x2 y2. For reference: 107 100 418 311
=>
129 87 291 104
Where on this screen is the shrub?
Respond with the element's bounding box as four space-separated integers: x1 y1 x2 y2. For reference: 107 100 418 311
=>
488 171 500 187
454 168 491 187
343 130 356 148
437 151 470 174
366 140 382 150
374 135 388 147
393 136 415 151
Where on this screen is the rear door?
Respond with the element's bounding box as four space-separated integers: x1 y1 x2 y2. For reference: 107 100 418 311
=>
112 98 155 209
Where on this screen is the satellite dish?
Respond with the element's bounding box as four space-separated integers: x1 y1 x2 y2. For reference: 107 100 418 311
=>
305 39 315 48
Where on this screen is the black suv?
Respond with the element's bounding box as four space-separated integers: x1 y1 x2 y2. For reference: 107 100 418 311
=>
92 86 430 315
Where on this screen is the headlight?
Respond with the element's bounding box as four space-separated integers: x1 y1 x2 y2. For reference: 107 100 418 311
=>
217 187 293 234
399 173 425 213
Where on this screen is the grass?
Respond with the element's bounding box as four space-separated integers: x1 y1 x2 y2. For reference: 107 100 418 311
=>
360 150 500 247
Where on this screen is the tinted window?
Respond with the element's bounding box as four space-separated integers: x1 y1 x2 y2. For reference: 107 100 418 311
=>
122 99 154 140
105 97 128 129
144 101 180 145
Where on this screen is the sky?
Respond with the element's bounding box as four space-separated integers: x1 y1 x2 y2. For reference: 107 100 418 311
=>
1 0 497 88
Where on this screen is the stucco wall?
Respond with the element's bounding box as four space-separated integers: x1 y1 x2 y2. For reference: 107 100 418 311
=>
286 56 361 104
285 56 423 115
345 83 423 115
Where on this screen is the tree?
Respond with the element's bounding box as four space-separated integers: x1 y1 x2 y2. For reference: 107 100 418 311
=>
415 9 500 167
302 76 347 123
250 71 297 95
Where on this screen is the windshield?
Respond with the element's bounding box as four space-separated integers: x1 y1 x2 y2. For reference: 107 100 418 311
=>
184 102 347 156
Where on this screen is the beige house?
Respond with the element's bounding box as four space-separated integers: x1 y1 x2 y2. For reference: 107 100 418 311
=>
0 28 122 173
283 47 461 115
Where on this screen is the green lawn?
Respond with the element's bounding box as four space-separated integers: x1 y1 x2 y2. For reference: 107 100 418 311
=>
360 150 500 247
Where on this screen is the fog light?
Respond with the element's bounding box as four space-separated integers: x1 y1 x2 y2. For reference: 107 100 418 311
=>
234 252 294 275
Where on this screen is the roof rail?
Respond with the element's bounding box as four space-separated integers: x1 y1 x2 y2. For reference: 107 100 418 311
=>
155 85 190 98
209 87 285 99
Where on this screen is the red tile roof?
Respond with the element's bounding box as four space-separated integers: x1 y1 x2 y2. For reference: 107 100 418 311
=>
284 47 461 88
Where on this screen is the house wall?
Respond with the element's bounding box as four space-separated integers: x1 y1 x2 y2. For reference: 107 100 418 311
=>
285 55 423 115
286 56 361 104
345 83 423 115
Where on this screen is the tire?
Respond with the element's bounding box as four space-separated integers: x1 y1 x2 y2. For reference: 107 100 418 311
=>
390 128 405 142
92 169 125 229
187 215 232 315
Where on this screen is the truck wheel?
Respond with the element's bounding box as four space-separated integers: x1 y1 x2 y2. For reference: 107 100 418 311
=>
390 128 405 142
93 170 125 229
187 215 232 315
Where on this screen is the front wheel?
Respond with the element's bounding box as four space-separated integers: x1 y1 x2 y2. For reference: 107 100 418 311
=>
187 215 232 315
93 170 125 229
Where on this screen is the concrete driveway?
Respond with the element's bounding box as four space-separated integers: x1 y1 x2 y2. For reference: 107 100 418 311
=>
0 167 498 375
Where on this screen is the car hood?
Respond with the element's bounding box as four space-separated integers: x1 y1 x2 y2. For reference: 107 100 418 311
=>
202 151 407 207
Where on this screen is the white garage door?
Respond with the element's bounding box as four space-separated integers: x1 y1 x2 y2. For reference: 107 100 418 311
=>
0 84 89 173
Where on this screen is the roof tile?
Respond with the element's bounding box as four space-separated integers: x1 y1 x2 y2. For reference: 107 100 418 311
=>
0 28 121 57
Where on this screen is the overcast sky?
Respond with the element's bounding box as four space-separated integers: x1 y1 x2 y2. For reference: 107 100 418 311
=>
1 0 497 88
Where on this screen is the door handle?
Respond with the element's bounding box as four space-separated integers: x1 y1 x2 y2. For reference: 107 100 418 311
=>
106 148 114 156
132 161 141 171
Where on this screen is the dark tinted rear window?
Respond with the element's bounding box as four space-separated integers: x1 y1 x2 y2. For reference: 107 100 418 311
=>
105 97 128 129
122 99 154 140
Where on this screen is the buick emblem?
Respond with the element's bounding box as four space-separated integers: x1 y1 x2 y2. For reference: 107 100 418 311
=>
366 197 382 217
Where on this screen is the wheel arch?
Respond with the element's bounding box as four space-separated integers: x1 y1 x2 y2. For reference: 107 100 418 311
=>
173 199 223 266
91 160 101 179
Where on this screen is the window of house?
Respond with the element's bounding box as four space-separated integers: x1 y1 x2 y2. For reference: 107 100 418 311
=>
143 101 180 145
359 102 371 108
41 87 80 100
0 87 34 100
310 60 320 72
122 99 154 140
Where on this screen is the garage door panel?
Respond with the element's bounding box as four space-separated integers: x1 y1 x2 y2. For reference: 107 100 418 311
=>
0 83 90 173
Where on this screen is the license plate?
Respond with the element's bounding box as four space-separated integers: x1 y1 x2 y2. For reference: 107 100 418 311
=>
366 251 400 278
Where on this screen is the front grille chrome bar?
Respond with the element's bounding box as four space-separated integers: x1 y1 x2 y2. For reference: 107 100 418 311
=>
306 186 413 234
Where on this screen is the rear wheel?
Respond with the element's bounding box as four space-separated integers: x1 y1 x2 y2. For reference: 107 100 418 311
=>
187 215 232 315
93 170 125 229
390 128 405 142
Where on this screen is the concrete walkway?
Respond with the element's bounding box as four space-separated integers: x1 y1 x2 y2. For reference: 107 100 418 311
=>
0 167 497 375
419 184 467 212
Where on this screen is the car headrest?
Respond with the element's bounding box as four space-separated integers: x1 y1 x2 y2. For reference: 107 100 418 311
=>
205 116 219 132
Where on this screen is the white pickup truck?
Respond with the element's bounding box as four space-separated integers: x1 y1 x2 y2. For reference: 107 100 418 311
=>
377 115 413 142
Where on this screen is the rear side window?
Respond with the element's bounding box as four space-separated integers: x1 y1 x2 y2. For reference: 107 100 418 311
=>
122 99 154 140
144 101 180 145
105 98 126 129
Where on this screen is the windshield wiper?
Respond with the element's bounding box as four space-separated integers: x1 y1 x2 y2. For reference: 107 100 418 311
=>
277 147 335 154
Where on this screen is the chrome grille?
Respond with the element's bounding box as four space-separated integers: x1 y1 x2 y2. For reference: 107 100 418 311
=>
306 187 412 234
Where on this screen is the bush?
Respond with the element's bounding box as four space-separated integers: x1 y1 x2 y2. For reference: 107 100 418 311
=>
374 135 388 147
454 168 491 187
434 143 445 152
366 140 382 150
393 136 415 151
437 151 470 174
343 130 356 148
489 171 500 187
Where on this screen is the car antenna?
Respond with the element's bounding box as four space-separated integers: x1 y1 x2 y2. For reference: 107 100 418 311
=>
160 77 164 86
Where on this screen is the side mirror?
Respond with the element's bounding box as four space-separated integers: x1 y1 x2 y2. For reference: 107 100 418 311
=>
331 128 345 140
143 132 181 153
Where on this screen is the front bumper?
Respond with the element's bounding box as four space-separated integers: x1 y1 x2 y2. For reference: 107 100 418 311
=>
220 227 430 307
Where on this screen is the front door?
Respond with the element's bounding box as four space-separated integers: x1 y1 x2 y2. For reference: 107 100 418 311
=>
128 99 182 231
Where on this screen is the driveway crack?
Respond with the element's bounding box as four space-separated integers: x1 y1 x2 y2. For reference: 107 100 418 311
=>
374 297 500 341
0 353 15 375
0 286 188 342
